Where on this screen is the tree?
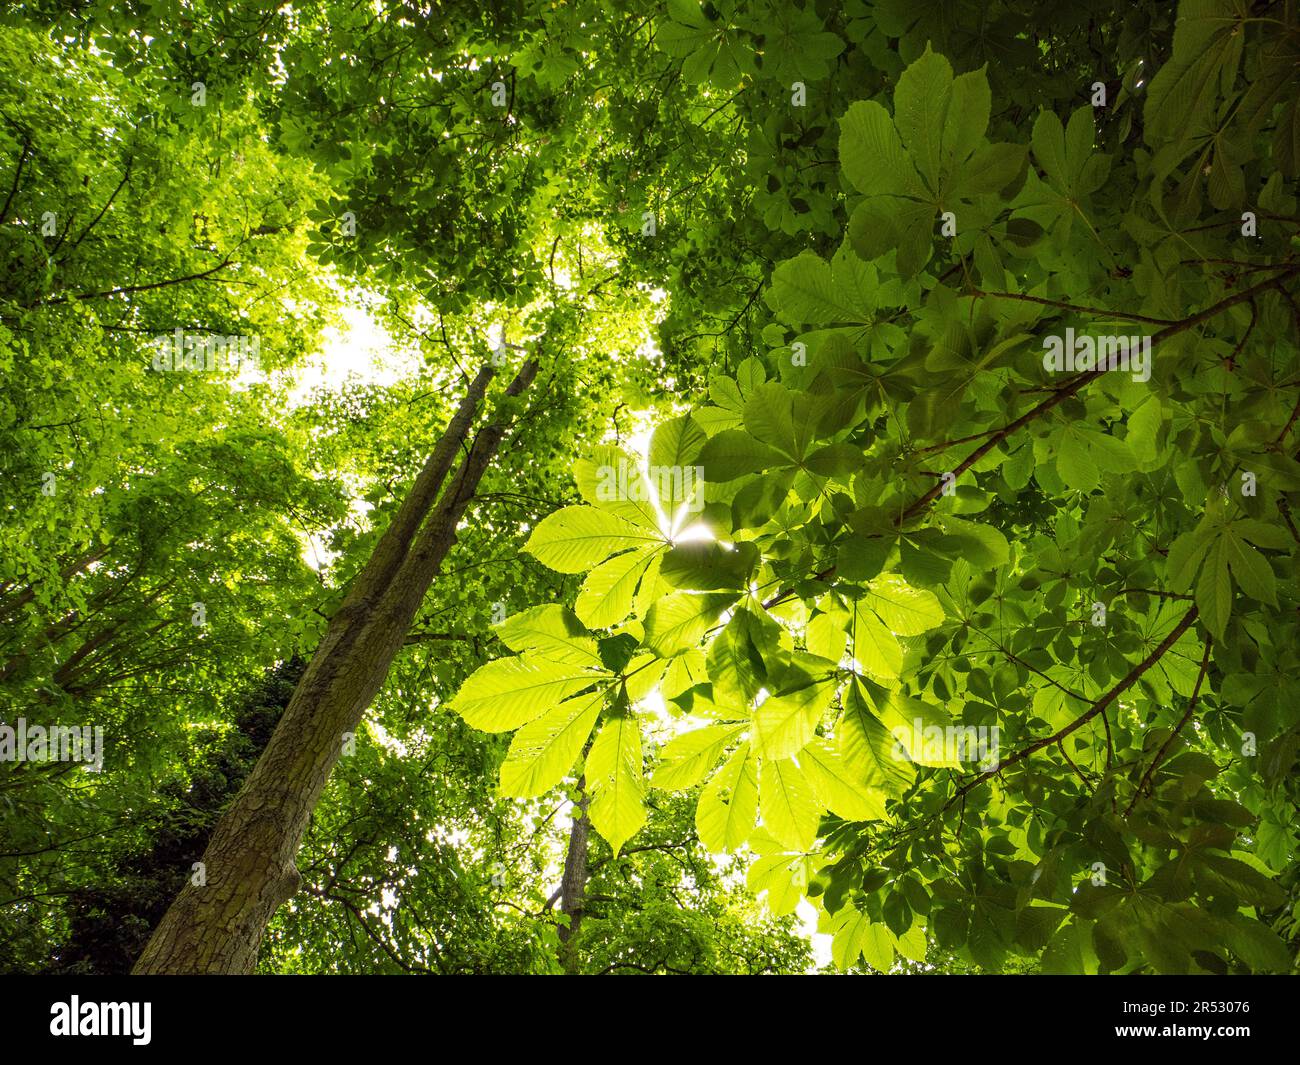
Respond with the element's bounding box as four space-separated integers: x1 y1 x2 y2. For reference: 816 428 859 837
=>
134 359 540 972
39 661 301 975
445 4 1300 974
4 0 1297 977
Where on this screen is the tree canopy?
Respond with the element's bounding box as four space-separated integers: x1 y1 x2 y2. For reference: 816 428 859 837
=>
1 0 1297 976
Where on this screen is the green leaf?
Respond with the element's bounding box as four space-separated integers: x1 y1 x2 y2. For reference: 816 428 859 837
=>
642 591 738 657
863 574 945 635
707 609 772 705
1195 537 1233 639
573 445 660 531
525 505 662 573
752 674 836 759
830 905 896 971
1233 518 1292 551
1223 529 1276 606
746 834 815 916
660 540 755 591
696 741 759 851
648 414 707 513
699 428 785 481
575 546 661 629
499 689 604 798
839 99 921 199
952 141 1025 197
806 604 849 662
451 657 605 732
799 737 887 821
495 605 602 667
852 602 902 679
650 724 744 790
839 680 915 797
942 66 991 171
932 514 1010 567
648 412 706 470
1194 852 1286 909
1168 525 1212 592
804 441 864 477
744 381 814 460
1057 431 1099 491
877 691 961 767
759 756 821 851
587 710 647 855
894 47 952 191
766 248 876 328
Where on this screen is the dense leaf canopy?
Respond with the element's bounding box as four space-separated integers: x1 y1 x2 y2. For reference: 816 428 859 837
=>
1 0 1297 975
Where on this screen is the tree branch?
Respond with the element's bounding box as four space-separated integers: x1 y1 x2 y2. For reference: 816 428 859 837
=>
941 604 1199 813
1125 635 1213 815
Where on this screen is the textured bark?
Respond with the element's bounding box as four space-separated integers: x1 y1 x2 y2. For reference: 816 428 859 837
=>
556 781 590 974
133 361 537 974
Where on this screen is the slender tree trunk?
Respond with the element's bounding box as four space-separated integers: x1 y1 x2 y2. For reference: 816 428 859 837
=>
133 360 537 974
556 780 590 974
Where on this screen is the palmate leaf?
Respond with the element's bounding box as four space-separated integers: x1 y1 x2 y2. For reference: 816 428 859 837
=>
758 755 820 851
574 545 662 629
654 0 755 88
837 48 1024 275
499 688 605 798
586 709 647 856
524 505 662 573
642 591 738 657
696 741 759 851
746 835 817 916
1168 511 1284 642
756 5 843 83
1014 107 1109 243
1030 107 1110 200
494 605 602 667
451 656 608 732
839 680 916 797
650 723 744 790
1143 0 1249 150
766 246 880 328
798 737 887 821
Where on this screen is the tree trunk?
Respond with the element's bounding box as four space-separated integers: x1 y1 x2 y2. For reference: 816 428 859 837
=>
556 780 590 974
133 360 538 974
